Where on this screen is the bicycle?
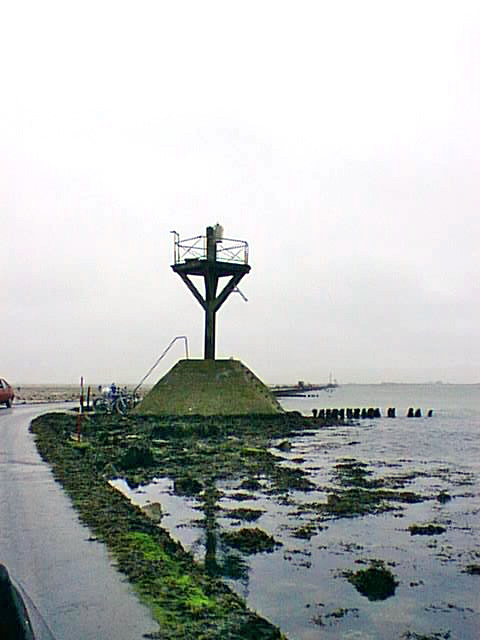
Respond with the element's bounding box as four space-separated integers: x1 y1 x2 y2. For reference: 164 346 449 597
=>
93 389 134 415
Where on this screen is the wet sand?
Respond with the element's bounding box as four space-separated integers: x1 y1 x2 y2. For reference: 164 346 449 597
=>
13 385 80 404
12 384 147 405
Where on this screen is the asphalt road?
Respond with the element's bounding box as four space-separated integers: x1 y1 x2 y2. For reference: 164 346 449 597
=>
0 403 158 639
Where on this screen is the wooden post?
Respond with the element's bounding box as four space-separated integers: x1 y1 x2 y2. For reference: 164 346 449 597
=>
204 226 218 360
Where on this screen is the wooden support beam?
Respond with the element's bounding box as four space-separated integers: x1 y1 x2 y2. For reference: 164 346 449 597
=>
171 226 250 360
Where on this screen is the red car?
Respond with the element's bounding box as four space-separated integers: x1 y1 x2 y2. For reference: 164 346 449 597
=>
0 378 14 407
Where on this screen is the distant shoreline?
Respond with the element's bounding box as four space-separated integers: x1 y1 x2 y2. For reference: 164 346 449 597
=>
10 381 480 406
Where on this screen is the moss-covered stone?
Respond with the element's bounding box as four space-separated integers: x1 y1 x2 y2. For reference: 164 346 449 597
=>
436 491 452 504
409 524 447 536
133 359 283 416
222 508 265 522
321 486 423 518
291 523 317 540
402 632 452 640
463 564 480 575
334 460 384 489
344 561 398 601
118 445 154 470
221 528 282 554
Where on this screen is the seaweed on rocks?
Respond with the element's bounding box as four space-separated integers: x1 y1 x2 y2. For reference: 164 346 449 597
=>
303 486 424 519
174 475 204 496
222 508 265 522
118 445 154 470
409 524 447 536
291 523 318 540
436 491 452 504
270 466 316 493
344 560 398 601
334 460 384 489
221 528 282 554
30 413 286 640
239 478 262 491
402 633 451 640
462 564 480 575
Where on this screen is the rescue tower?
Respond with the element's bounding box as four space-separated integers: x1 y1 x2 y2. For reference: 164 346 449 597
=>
133 226 282 415
171 225 250 360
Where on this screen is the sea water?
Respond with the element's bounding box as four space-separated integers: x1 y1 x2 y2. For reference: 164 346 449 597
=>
115 384 480 639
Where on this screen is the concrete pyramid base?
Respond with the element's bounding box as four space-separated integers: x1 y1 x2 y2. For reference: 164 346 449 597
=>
133 359 283 416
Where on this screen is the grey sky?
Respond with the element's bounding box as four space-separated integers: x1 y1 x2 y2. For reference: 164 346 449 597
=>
2 1 479 384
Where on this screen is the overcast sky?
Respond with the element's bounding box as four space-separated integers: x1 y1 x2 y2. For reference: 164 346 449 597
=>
2 1 480 385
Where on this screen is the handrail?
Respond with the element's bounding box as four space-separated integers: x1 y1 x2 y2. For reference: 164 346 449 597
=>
171 232 249 265
133 336 189 398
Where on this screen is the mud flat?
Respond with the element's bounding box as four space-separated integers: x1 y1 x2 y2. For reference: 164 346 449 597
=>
14 385 80 404
13 384 147 405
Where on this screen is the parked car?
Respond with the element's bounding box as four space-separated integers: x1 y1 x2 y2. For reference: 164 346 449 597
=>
0 378 14 408
1 562 57 638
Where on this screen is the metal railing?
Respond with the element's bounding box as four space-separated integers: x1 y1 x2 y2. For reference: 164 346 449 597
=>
171 231 249 265
133 335 189 398
216 239 249 264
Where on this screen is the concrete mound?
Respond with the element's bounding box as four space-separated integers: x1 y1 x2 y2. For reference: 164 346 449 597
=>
133 359 283 416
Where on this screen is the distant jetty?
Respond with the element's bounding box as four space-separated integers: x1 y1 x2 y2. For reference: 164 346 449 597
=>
270 380 338 397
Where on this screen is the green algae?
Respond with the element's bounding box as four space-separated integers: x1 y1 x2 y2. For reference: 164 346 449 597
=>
220 553 249 581
402 633 451 640
221 528 282 554
409 524 447 536
239 478 262 491
270 466 316 493
222 508 265 522
230 492 258 501
326 607 356 619
81 412 316 500
325 488 394 516
291 523 318 540
293 483 424 522
305 458 426 518
311 607 359 627
334 460 384 489
173 475 204 496
118 444 154 470
436 491 452 503
344 560 398 601
463 564 480 575
120 532 217 615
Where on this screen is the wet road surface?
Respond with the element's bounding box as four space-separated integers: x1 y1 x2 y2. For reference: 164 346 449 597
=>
0 404 158 639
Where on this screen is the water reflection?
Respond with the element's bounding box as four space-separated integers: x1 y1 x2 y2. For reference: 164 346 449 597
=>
111 408 480 640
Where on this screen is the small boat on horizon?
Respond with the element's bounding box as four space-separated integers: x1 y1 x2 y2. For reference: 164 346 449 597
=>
270 379 339 397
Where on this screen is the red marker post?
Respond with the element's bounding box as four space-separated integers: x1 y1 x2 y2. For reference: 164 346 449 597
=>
76 413 82 442
80 376 84 413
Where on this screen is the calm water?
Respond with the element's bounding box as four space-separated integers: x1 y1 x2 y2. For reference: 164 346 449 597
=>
115 384 480 639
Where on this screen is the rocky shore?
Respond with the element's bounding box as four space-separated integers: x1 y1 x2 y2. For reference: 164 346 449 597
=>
30 411 294 639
